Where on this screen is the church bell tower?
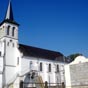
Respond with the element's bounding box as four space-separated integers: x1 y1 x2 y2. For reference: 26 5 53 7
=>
0 0 20 87
0 0 19 40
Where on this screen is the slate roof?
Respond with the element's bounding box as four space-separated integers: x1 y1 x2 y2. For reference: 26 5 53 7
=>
19 44 65 62
0 19 19 26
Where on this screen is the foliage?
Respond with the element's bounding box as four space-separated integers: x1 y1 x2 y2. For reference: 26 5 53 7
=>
67 53 83 62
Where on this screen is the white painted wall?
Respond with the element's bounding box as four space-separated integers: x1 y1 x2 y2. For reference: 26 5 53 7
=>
0 23 18 39
0 39 4 88
21 56 65 86
65 64 71 88
0 36 66 88
0 23 6 39
0 57 3 74
0 57 3 88
0 75 2 88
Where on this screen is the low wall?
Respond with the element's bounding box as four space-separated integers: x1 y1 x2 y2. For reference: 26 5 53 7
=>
65 56 88 88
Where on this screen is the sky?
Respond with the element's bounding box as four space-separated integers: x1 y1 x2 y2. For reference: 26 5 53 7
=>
0 0 88 57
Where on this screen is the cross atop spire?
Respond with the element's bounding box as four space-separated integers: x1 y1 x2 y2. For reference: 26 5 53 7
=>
5 0 14 21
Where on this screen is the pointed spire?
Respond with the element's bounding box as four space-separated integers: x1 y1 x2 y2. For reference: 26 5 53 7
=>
5 0 14 21
0 0 19 26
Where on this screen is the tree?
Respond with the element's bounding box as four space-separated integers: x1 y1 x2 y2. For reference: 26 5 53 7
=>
67 53 83 62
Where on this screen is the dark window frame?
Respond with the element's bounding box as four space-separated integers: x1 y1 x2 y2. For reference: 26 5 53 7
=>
40 62 43 71
49 64 51 72
13 43 14 47
0 51 1 56
17 57 19 65
7 42 9 46
56 65 59 72
7 26 10 35
12 27 15 36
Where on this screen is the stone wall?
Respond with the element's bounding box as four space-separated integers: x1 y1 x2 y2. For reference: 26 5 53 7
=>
65 56 88 88
70 62 88 86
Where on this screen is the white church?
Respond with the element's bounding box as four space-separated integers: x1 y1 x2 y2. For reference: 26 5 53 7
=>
0 1 67 88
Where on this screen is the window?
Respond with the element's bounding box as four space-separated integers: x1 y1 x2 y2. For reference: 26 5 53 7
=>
40 62 43 71
7 26 10 35
17 57 19 65
56 65 59 72
49 64 51 72
13 43 14 47
12 27 15 36
0 52 1 56
30 61 32 70
7 42 9 46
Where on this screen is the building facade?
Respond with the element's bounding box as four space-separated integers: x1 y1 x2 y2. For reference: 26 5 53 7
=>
0 1 66 88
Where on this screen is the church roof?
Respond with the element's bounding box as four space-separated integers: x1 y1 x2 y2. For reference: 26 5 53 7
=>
19 44 65 62
0 19 19 26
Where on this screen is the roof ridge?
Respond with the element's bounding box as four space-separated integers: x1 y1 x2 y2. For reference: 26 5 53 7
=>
19 43 63 54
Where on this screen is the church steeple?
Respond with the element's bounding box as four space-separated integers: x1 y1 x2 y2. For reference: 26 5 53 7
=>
0 0 19 39
0 0 19 26
5 0 14 21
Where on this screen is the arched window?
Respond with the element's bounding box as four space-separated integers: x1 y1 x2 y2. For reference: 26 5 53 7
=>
13 43 14 47
17 57 19 65
12 27 15 36
0 51 1 56
30 61 32 70
7 42 9 46
49 64 51 72
56 65 59 72
40 62 42 71
7 26 10 35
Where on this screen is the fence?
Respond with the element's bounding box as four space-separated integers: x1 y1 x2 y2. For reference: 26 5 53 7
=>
20 81 65 88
